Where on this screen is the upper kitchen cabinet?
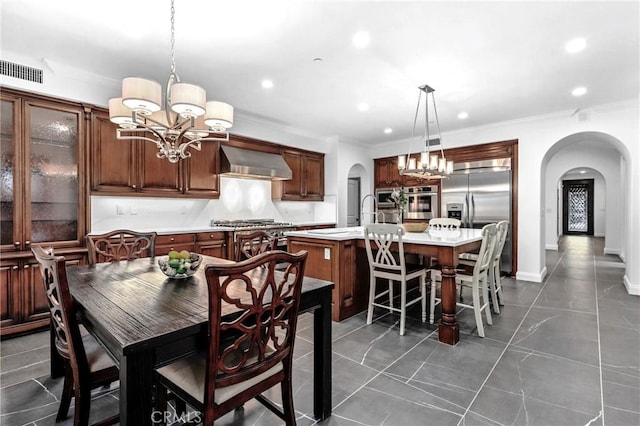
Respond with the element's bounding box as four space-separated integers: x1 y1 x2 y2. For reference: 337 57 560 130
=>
1 90 88 253
374 156 403 188
183 140 220 197
272 148 324 201
90 109 181 196
90 109 220 198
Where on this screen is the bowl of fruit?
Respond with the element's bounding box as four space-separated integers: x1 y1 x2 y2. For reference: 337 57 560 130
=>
157 250 202 279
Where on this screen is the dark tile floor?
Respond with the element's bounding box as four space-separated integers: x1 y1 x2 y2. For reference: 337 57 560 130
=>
1 236 639 425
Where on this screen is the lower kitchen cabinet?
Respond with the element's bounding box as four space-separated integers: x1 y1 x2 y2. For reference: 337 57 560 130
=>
1 252 84 338
155 234 196 256
195 232 227 258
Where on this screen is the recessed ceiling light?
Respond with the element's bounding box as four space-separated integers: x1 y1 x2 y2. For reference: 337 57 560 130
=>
261 80 274 89
457 112 468 120
384 128 393 134
357 103 369 112
565 37 587 53
352 31 370 48
313 57 323 63
572 86 587 96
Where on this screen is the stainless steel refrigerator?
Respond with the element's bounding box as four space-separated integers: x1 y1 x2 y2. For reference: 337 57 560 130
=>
441 159 512 274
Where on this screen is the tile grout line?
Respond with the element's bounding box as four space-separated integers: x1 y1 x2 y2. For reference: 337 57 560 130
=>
457 247 567 426
589 243 606 426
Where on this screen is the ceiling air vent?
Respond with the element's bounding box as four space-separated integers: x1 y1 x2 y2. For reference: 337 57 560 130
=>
0 60 43 83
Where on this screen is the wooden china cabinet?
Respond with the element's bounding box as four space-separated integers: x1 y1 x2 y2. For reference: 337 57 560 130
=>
0 89 89 337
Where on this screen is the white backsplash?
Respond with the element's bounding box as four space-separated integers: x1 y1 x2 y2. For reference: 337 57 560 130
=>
91 177 337 232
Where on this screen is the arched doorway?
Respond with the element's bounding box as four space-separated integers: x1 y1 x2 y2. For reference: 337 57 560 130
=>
541 131 630 263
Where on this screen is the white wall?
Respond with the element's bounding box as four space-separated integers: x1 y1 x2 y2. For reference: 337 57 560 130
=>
335 141 374 227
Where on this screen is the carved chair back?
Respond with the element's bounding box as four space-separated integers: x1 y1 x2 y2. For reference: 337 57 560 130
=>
86 229 157 265
234 230 276 262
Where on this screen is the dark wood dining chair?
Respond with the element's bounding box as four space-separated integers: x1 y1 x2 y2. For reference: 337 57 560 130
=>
85 229 157 265
31 246 119 426
155 250 308 425
234 230 277 262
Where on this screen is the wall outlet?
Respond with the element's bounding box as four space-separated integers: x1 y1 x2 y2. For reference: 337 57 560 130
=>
116 204 124 215
324 247 331 260
130 205 138 215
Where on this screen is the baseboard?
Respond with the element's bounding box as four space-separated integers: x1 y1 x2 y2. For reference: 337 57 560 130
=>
604 248 621 256
516 267 546 283
623 275 640 296
546 244 558 251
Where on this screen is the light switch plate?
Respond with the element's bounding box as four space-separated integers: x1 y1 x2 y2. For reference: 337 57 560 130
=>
116 204 124 215
324 248 330 260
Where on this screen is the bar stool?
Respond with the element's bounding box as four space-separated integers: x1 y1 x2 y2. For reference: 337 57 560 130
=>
429 223 497 337
364 224 427 336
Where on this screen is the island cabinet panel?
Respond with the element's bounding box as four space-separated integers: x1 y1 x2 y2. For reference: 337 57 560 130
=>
272 149 325 201
155 234 196 256
287 237 364 321
194 231 227 259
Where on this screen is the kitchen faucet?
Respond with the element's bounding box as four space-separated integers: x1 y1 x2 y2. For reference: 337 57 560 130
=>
361 194 378 224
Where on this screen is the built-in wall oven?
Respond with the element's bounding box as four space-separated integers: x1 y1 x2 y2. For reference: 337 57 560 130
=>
375 188 397 209
403 185 438 220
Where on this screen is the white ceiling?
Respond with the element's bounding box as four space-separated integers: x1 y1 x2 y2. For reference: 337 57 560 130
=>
1 0 638 146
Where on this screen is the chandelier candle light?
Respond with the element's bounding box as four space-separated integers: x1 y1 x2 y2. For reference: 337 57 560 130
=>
108 0 233 163
397 84 453 179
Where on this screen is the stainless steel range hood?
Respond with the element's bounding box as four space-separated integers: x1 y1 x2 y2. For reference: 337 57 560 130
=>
219 146 292 180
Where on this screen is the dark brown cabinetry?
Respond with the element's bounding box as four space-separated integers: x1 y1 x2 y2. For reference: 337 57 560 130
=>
194 232 227 258
273 149 324 201
374 156 403 188
90 109 220 198
1 89 89 337
155 234 196 256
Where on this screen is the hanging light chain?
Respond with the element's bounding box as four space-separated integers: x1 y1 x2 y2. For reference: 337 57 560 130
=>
170 0 176 75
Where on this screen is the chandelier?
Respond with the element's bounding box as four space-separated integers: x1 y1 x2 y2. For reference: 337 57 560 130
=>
108 0 233 163
397 84 453 179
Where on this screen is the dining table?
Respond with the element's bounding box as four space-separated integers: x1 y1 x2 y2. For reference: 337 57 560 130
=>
51 254 334 426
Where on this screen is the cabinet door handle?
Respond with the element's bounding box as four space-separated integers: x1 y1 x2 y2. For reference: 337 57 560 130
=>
25 240 31 246
14 241 20 247
132 184 137 189
12 266 19 270
170 237 175 242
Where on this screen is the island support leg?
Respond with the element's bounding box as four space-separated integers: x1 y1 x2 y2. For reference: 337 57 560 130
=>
438 266 460 345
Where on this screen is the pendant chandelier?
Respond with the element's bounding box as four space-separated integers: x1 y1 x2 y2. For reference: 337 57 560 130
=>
397 84 453 179
108 0 233 163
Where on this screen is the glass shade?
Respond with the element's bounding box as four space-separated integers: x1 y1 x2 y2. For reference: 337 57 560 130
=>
446 160 454 174
204 101 234 129
185 115 210 139
170 83 206 118
397 155 406 170
146 110 172 132
439 157 446 173
420 151 429 168
430 155 438 170
122 77 162 114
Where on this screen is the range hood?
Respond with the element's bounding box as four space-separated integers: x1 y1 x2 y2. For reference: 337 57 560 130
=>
219 146 292 180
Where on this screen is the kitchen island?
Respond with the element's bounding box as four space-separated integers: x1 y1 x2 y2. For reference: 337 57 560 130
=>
285 226 483 345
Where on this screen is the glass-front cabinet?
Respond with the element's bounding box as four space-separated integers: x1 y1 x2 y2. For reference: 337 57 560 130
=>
0 90 87 337
1 95 85 252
